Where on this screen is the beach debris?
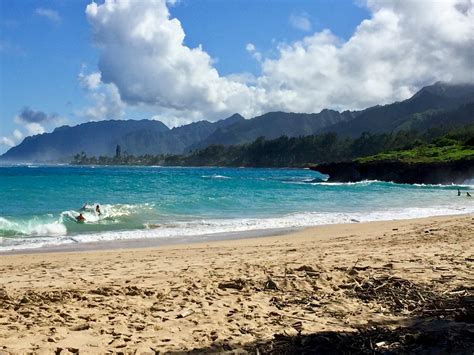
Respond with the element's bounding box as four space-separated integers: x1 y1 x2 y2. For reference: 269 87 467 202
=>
218 279 246 290
252 322 474 353
239 326 251 334
345 274 472 319
176 309 195 319
265 276 279 291
347 258 360 275
292 321 303 335
283 327 298 337
90 286 117 296
295 264 320 278
69 323 90 331
89 285 157 298
124 286 142 296
295 265 317 273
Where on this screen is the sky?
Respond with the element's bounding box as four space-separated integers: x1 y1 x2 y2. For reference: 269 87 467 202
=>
0 0 473 154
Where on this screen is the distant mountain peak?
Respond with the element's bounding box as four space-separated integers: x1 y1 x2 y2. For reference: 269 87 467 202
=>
412 81 474 99
2 83 473 163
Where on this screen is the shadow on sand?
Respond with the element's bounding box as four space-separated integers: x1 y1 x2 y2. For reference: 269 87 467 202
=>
189 316 473 354
189 279 474 354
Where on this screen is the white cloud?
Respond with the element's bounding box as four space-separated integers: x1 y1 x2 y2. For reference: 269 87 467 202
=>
289 13 312 32
0 136 15 148
13 129 23 141
77 69 125 121
246 42 262 62
86 0 264 121
85 0 474 125
0 129 24 148
35 8 61 24
82 83 125 121
257 0 474 112
12 108 53 136
1 107 69 149
24 122 45 135
79 71 102 90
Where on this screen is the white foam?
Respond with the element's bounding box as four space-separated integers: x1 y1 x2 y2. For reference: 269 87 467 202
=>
2 205 473 252
0 216 67 237
202 174 231 179
60 203 152 223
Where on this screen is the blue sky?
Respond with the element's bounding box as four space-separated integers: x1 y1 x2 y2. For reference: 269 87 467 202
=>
1 0 473 153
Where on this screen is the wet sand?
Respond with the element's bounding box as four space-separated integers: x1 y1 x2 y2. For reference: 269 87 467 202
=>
0 215 473 353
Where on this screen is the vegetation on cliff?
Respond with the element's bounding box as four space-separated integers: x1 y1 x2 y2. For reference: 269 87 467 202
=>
72 120 474 168
357 124 474 164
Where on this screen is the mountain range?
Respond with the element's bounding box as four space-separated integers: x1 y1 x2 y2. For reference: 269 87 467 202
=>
1 82 473 163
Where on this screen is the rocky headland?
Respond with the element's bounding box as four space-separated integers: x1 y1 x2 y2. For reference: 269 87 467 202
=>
312 158 474 184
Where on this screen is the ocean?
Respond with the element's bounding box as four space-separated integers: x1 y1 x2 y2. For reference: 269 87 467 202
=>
1 165 472 252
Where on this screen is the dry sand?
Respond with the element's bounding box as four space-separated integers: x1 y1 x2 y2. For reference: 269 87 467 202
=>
0 215 473 354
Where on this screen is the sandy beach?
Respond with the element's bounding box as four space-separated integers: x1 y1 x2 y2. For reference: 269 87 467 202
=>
1 215 473 354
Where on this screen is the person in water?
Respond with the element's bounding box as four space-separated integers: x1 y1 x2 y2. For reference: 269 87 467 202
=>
458 189 461 196
96 204 102 215
76 213 86 222
467 192 472 197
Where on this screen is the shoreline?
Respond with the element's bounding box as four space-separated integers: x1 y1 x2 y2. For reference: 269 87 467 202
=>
0 226 299 256
1 212 472 256
1 214 473 352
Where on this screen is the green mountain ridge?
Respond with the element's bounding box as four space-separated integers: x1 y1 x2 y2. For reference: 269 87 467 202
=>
2 82 474 163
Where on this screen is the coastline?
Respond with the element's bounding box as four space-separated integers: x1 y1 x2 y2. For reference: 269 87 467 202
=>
2 210 473 255
0 226 300 256
1 214 473 353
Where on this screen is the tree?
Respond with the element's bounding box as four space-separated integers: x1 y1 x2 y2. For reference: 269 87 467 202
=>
115 145 122 159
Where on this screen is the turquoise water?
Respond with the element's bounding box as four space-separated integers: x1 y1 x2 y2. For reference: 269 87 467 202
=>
1 165 473 251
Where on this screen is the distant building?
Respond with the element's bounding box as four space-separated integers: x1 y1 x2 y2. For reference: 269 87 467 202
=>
115 144 122 159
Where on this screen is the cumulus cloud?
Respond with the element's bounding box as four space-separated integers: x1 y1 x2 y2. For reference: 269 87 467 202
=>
289 13 312 32
78 71 102 90
85 0 474 124
86 0 264 121
13 129 23 141
0 129 24 148
82 83 125 121
35 8 61 24
257 0 474 112
0 136 15 148
26 122 46 135
77 69 126 121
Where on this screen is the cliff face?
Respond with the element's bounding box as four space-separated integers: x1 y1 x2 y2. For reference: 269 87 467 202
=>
312 159 474 184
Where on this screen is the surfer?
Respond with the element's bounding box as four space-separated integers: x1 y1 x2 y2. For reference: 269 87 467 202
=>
76 213 86 222
96 204 102 216
457 189 461 196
